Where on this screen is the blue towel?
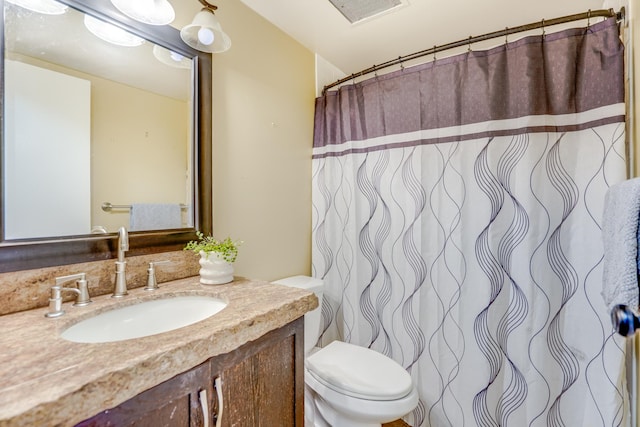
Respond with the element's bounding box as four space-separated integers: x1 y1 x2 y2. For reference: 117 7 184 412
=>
602 178 640 311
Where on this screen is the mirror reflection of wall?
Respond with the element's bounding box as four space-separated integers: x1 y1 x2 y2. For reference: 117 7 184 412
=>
5 59 91 239
3 1 194 239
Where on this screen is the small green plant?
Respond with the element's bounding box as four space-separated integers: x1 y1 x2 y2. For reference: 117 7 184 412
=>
184 231 242 263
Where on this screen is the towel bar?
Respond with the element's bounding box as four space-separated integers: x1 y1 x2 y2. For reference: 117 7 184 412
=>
102 202 188 212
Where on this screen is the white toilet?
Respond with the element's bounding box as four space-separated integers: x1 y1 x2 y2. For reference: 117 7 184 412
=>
272 275 419 427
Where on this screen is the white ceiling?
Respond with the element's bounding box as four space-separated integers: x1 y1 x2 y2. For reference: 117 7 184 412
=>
238 0 613 77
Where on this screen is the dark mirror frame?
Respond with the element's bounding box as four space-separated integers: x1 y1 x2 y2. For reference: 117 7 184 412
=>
0 0 212 273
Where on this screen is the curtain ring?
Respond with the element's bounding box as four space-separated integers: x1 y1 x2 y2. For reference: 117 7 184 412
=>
398 56 404 71
587 9 591 27
504 27 509 44
468 36 472 52
433 46 437 63
373 65 378 78
351 73 356 85
541 18 546 38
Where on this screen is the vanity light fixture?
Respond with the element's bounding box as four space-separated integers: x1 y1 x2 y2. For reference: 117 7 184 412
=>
84 15 145 47
180 0 231 53
110 0 175 26
152 45 192 69
6 0 68 15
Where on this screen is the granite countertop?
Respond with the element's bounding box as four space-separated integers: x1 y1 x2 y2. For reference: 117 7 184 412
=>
0 276 317 427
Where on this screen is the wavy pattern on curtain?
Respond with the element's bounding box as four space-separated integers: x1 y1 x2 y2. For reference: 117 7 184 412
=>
312 18 628 427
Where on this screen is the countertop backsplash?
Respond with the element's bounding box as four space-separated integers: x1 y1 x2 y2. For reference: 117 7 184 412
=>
0 251 201 316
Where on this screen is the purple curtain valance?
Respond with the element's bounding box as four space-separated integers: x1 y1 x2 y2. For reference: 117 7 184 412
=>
314 17 624 151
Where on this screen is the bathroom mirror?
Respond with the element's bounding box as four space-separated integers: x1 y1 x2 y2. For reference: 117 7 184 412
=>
0 0 212 272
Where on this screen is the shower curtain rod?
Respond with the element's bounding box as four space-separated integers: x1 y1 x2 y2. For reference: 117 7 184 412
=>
322 8 625 95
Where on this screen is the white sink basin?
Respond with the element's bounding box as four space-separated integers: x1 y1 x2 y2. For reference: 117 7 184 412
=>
61 295 227 343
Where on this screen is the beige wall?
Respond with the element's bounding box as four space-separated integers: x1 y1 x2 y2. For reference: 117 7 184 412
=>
90 78 189 231
208 2 316 281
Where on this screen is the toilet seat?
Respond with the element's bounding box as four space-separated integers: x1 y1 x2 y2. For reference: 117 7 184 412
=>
306 341 413 401
304 366 420 425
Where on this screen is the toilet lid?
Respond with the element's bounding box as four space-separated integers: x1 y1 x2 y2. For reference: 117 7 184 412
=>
306 341 413 401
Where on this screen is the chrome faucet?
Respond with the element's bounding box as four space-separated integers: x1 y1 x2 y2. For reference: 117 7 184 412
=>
112 226 129 298
45 273 92 318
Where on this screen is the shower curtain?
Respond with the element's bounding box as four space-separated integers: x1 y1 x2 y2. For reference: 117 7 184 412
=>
312 18 628 427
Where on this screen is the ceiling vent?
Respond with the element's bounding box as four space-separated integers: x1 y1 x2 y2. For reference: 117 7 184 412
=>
328 0 404 24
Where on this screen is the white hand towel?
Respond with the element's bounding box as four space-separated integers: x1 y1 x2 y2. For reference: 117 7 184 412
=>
602 178 640 311
129 203 182 232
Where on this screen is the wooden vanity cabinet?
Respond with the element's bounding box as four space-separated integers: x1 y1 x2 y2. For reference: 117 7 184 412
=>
77 317 305 427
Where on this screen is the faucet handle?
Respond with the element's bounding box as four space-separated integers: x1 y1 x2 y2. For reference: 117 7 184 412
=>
145 260 172 291
45 273 92 317
45 286 65 318
73 275 92 306
55 273 92 307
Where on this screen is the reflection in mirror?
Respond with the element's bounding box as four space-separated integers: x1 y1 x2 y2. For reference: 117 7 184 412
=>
0 0 212 274
3 2 193 239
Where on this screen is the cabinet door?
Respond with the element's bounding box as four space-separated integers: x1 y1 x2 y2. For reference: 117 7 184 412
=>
76 317 305 427
77 361 213 427
211 318 304 427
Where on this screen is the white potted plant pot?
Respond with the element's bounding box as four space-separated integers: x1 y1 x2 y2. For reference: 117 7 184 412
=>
199 251 234 285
